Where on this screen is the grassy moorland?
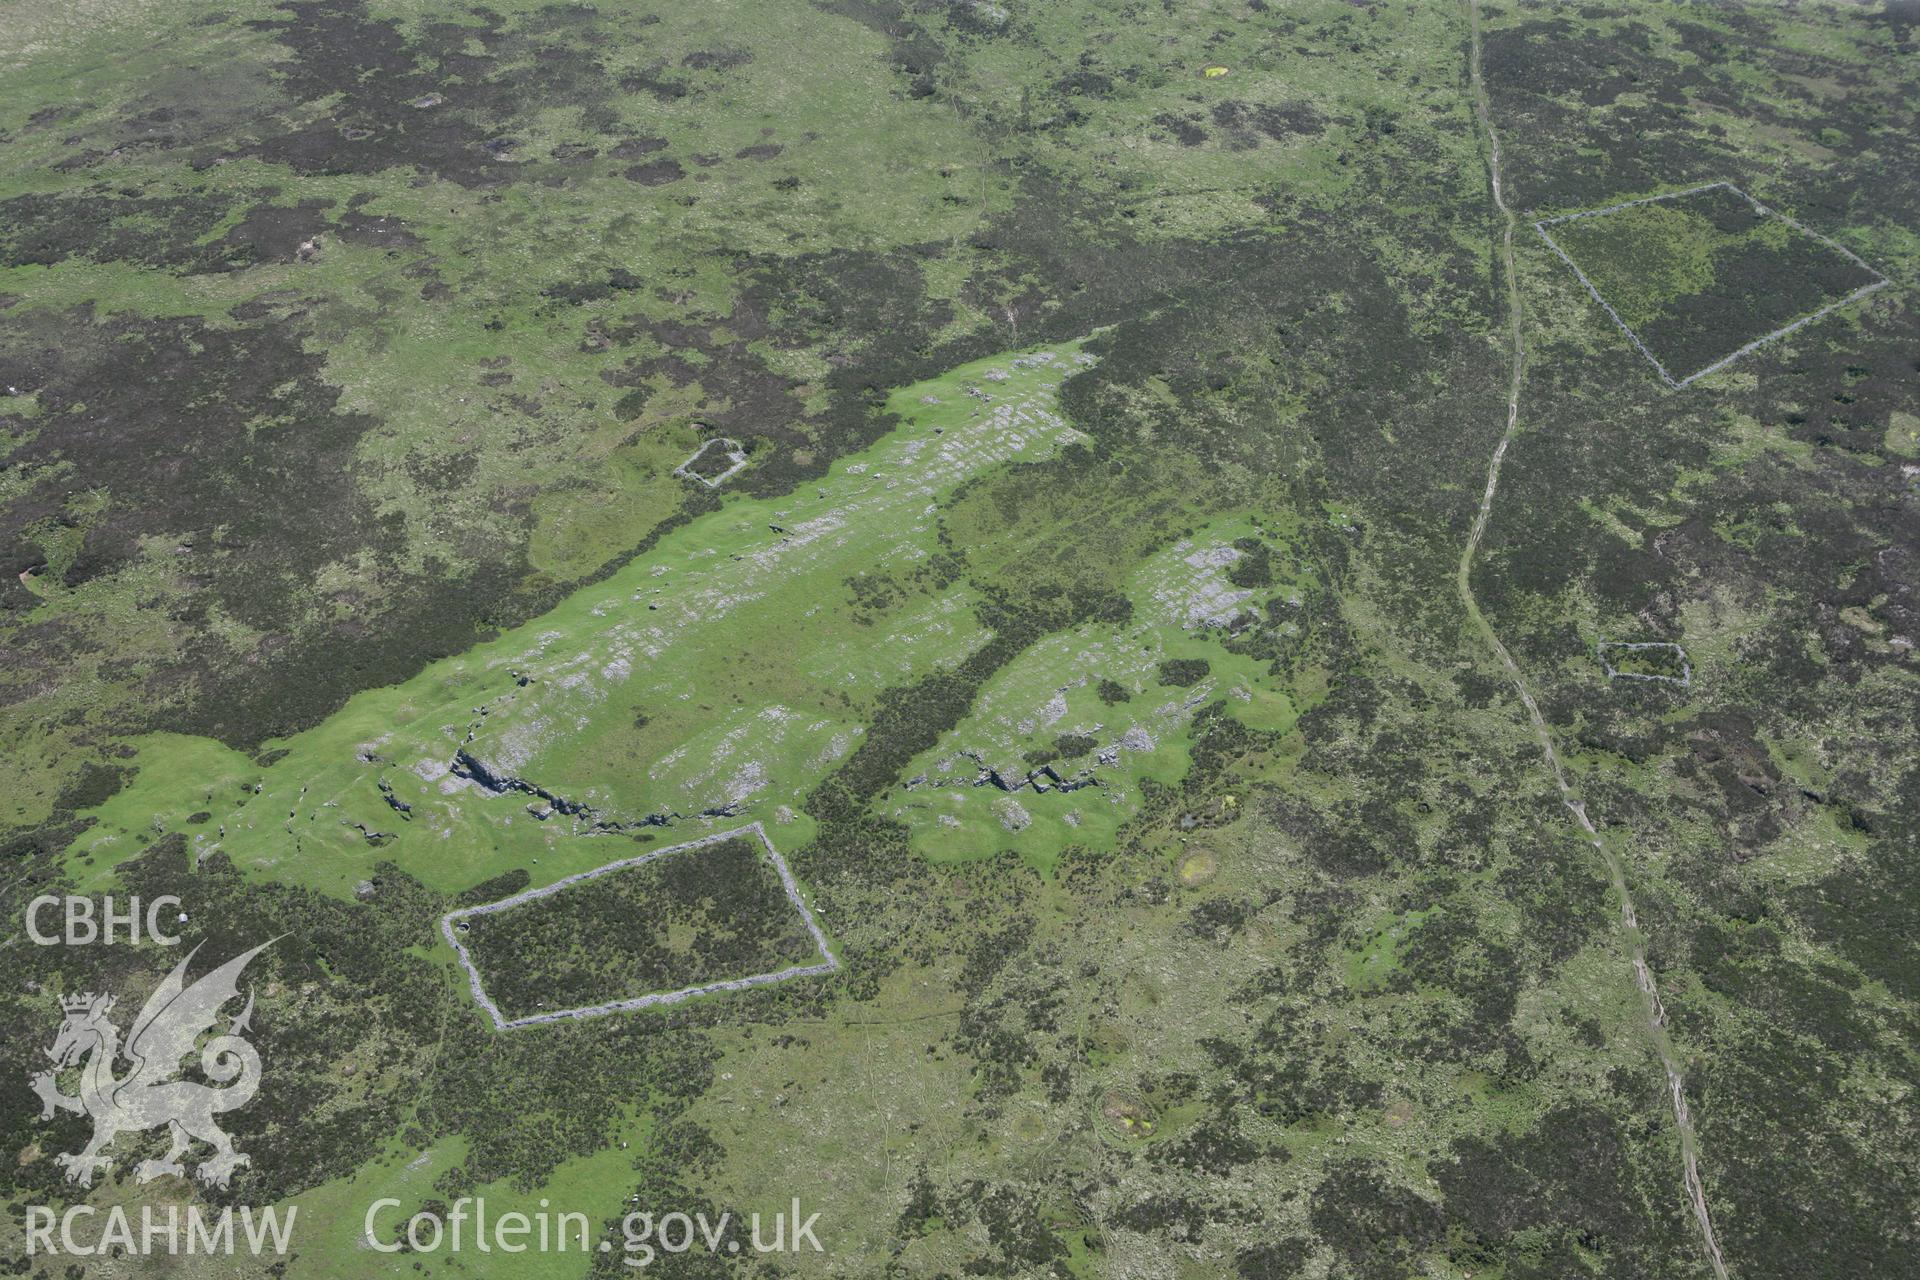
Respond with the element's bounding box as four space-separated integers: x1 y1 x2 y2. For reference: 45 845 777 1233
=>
3 2 1916 1278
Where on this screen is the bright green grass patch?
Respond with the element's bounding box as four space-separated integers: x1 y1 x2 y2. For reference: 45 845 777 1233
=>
69 342 1095 900
283 1116 657 1280
886 515 1313 870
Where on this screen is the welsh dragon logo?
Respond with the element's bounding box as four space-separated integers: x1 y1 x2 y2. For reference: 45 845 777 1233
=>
29 941 272 1189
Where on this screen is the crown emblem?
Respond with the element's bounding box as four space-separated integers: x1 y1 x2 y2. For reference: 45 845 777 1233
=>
61 992 102 1013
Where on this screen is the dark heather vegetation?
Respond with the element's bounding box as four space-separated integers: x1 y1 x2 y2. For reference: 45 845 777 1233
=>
1546 182 1881 380
1156 657 1212 688
460 837 819 1019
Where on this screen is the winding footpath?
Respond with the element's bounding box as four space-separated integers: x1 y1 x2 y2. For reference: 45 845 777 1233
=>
1457 4 1730 1275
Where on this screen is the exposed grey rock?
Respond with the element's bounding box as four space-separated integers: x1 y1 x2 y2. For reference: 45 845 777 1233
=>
995 797 1031 832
